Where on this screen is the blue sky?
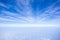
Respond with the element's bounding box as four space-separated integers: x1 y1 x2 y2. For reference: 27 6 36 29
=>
0 0 60 26
0 0 60 40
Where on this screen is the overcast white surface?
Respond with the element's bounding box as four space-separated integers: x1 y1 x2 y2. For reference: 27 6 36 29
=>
0 27 60 40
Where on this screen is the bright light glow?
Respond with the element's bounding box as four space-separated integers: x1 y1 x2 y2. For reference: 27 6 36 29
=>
0 23 59 27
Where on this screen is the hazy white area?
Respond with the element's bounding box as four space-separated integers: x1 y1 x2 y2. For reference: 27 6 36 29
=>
0 27 59 40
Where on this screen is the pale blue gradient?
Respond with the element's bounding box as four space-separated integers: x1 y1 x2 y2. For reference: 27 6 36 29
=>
0 27 60 40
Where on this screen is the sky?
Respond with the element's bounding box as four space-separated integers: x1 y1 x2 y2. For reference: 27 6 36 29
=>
0 0 60 27
0 0 60 40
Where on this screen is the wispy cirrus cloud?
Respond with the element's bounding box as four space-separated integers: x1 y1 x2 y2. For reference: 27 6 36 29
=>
0 0 60 27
